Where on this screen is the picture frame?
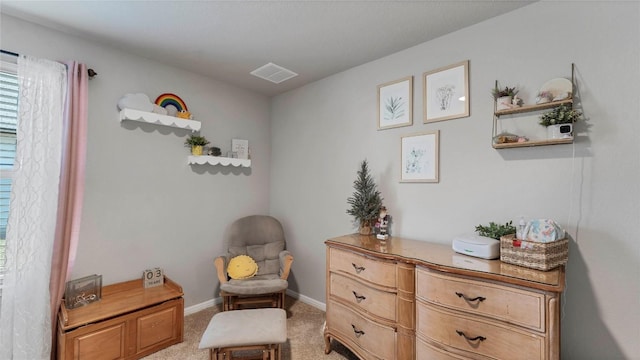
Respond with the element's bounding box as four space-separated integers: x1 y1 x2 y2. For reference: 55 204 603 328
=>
400 130 439 183
64 274 102 309
231 139 249 159
423 60 469 123
378 76 413 130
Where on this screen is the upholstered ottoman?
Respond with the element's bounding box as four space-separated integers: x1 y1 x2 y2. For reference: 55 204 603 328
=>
199 308 287 360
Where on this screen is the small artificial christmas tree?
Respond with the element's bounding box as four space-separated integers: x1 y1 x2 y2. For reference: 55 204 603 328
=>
347 160 383 235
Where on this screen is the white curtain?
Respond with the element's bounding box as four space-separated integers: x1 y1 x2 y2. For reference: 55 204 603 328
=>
0 56 67 360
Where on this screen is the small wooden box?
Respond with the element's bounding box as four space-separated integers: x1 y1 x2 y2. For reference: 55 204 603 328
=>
500 234 568 271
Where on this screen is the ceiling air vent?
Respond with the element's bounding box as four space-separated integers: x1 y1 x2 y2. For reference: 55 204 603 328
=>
250 62 298 84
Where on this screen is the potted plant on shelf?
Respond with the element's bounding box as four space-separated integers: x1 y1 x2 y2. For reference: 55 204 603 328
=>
184 134 210 156
492 86 519 111
347 160 383 235
539 104 581 139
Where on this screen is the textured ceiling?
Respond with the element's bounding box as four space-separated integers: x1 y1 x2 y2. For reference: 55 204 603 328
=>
1 1 534 96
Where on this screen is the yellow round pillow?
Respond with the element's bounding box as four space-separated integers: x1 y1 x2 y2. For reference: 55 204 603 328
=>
227 255 258 279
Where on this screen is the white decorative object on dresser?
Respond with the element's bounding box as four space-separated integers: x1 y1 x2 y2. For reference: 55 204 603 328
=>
325 234 565 360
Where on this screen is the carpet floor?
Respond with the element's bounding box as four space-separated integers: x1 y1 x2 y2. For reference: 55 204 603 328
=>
142 296 359 359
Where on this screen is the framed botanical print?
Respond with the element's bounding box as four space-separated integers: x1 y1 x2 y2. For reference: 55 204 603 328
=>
378 76 413 130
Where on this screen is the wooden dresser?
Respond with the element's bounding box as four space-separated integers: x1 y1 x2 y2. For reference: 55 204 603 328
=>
324 234 565 360
57 276 184 360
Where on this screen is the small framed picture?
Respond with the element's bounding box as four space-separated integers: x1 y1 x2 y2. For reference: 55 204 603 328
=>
401 131 439 183
65 274 102 309
378 76 413 130
231 139 249 159
423 60 469 123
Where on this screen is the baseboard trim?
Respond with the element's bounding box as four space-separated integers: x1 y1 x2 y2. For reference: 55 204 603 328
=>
286 289 326 312
183 290 326 316
184 297 221 316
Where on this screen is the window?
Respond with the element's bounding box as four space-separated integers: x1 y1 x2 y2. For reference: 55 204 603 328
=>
0 60 18 294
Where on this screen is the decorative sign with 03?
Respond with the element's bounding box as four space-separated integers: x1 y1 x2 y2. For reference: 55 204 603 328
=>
143 267 164 288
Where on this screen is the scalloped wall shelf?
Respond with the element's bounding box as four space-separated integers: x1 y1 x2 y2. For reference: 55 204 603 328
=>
120 108 201 132
188 155 251 168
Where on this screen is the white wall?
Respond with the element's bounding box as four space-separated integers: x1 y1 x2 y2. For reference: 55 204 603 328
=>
270 2 639 359
1 14 272 307
3 1 639 358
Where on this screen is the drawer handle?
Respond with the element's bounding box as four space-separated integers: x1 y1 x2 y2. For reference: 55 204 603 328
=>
456 330 486 342
351 263 365 273
351 324 365 338
352 291 366 303
455 292 486 303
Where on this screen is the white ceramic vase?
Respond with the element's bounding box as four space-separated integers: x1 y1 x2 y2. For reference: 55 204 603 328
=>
496 96 512 111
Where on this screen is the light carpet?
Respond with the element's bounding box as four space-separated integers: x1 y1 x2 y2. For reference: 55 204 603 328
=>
142 296 358 359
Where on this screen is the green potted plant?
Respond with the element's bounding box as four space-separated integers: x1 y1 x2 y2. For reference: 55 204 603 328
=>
539 104 581 126
492 86 519 110
346 160 383 235
491 86 518 99
184 134 210 155
539 104 581 139
475 221 516 240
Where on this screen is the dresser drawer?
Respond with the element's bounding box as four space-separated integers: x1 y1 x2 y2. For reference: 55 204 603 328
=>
417 302 545 360
416 337 472 360
416 268 545 331
330 248 396 288
330 272 396 321
327 300 396 360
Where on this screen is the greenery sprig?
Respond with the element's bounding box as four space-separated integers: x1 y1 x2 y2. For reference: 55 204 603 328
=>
539 104 581 127
491 86 518 99
475 221 516 240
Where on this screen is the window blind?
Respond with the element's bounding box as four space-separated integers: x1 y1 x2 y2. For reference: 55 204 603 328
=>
0 69 18 282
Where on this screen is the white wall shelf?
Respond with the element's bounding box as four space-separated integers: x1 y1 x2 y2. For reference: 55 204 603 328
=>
119 108 201 132
188 155 251 168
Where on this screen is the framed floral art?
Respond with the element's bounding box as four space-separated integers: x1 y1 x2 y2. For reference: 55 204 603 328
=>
423 60 469 123
400 131 439 183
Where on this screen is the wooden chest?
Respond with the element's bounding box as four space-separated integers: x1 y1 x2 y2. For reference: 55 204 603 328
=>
57 276 184 360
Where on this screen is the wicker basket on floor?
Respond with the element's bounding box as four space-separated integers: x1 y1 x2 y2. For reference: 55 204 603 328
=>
500 234 568 271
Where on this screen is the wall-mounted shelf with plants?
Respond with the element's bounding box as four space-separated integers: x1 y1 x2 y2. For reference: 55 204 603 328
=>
119 108 201 132
187 155 251 168
492 64 578 149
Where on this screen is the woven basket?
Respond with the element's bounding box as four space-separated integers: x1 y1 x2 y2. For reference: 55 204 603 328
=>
500 234 568 271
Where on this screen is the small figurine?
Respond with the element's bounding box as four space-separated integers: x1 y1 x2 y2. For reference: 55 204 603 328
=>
176 109 193 119
207 146 221 156
535 91 554 104
512 95 523 107
376 206 390 240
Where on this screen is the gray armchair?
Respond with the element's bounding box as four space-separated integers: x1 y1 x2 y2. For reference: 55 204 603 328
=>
214 215 293 311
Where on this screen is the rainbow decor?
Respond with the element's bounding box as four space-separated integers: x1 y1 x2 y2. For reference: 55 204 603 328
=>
155 93 188 112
